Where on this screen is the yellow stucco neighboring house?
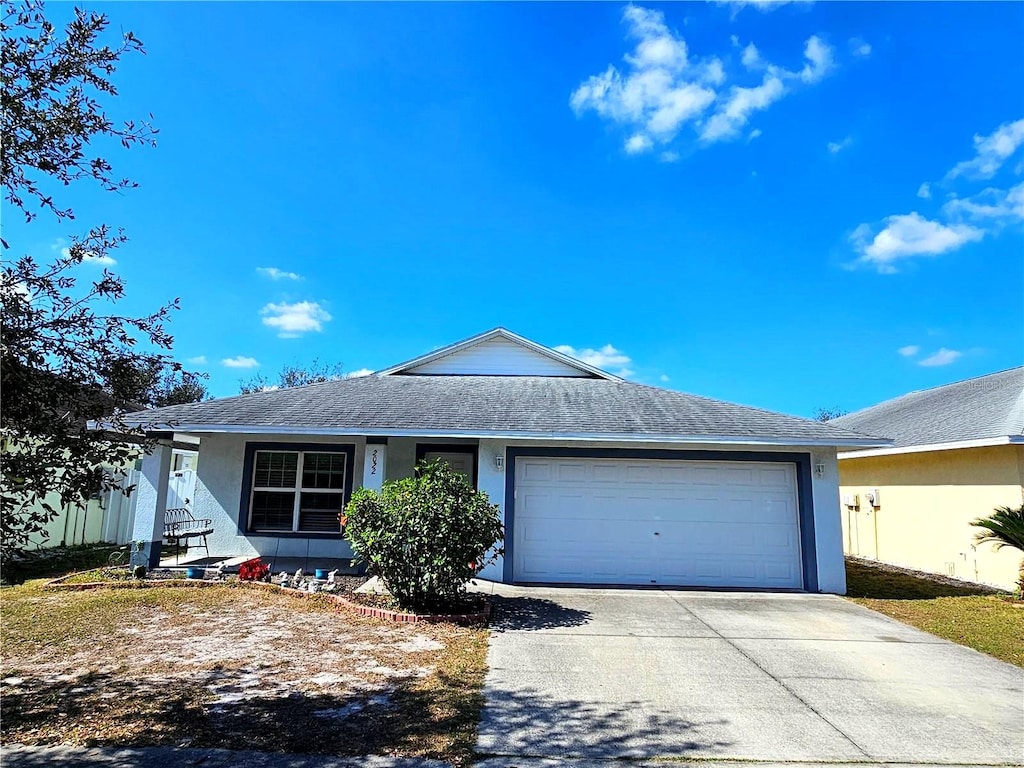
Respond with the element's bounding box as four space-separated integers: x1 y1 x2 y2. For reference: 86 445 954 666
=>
832 367 1024 591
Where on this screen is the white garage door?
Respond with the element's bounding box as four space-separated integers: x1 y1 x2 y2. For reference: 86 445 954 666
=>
513 457 803 589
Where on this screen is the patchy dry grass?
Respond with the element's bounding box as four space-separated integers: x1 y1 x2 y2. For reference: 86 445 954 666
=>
846 558 1024 668
0 581 488 763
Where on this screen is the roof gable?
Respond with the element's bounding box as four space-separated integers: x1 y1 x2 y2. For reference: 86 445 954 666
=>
378 328 621 380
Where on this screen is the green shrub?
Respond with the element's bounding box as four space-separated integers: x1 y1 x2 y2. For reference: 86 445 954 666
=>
972 504 1024 592
344 459 504 612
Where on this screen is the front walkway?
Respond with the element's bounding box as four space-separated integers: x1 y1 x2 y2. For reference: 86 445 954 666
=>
476 585 1024 765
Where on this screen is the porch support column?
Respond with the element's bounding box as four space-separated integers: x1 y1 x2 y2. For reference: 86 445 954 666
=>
131 441 173 569
362 441 387 492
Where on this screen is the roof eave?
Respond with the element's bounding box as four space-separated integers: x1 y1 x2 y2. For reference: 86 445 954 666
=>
839 434 1023 459
99 421 890 448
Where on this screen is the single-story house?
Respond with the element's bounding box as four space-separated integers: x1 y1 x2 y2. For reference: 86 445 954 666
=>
831 366 1024 591
113 328 885 593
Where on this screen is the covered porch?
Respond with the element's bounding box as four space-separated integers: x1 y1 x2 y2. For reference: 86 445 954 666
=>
132 434 499 571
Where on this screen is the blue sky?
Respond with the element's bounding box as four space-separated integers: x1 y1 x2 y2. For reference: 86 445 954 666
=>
11 1 1024 416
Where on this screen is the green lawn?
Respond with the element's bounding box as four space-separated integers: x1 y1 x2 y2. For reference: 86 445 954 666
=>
845 557 1024 668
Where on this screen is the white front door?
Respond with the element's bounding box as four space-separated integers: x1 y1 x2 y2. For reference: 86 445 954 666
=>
513 456 803 589
423 450 476 486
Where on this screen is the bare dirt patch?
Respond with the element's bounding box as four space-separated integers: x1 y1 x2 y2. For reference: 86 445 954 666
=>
1 582 488 763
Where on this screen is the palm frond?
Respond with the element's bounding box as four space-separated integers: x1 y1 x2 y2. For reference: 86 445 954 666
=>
971 504 1024 553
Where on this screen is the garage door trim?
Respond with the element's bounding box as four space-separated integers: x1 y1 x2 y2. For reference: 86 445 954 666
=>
502 447 818 591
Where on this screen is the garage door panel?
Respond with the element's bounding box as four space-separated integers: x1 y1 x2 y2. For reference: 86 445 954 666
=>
514 456 803 589
721 466 757 485
758 466 793 486
555 462 590 482
591 463 622 482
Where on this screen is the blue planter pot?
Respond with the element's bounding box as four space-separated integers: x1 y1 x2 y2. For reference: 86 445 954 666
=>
315 568 329 580
186 566 204 579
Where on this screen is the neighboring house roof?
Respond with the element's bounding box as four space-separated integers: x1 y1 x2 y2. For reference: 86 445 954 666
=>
833 366 1024 457
117 374 882 447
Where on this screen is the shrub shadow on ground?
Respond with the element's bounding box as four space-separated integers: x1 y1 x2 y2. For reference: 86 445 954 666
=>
477 683 730 759
488 596 591 632
2 668 730 765
1 666 479 763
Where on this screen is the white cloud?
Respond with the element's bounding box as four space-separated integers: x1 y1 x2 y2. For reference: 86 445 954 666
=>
222 356 260 369
572 7 833 154
701 73 785 142
569 6 728 152
81 252 117 266
659 374 671 382
257 266 303 281
849 37 872 57
799 36 834 84
897 345 920 357
918 348 962 367
702 59 726 86
260 301 332 338
625 133 654 154
659 150 680 163
722 0 802 12
60 245 116 266
851 212 984 272
942 182 1024 223
554 343 635 378
917 182 931 199
827 136 852 154
946 118 1024 181
187 356 208 365
741 42 762 70
344 368 374 378
748 128 762 140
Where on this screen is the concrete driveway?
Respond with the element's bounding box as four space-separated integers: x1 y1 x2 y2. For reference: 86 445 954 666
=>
475 586 1023 766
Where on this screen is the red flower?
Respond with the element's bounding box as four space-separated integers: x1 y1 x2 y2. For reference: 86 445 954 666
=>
239 558 270 581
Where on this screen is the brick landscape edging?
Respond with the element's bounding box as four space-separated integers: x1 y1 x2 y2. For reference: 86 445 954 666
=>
42 573 492 626
239 580 492 626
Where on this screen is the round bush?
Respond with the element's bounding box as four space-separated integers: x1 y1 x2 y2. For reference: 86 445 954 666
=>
344 459 504 612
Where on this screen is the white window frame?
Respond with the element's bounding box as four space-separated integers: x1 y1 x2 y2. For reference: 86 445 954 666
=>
249 450 347 534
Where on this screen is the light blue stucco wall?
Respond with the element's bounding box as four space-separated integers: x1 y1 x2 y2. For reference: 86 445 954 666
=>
187 433 844 592
192 433 367 561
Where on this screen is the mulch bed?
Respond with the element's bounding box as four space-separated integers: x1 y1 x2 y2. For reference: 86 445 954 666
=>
345 591 491 626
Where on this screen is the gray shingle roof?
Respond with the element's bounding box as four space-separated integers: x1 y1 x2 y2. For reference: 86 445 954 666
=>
831 366 1024 450
120 375 882 446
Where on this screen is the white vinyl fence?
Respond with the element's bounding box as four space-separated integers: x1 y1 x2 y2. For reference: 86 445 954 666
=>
100 466 198 545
